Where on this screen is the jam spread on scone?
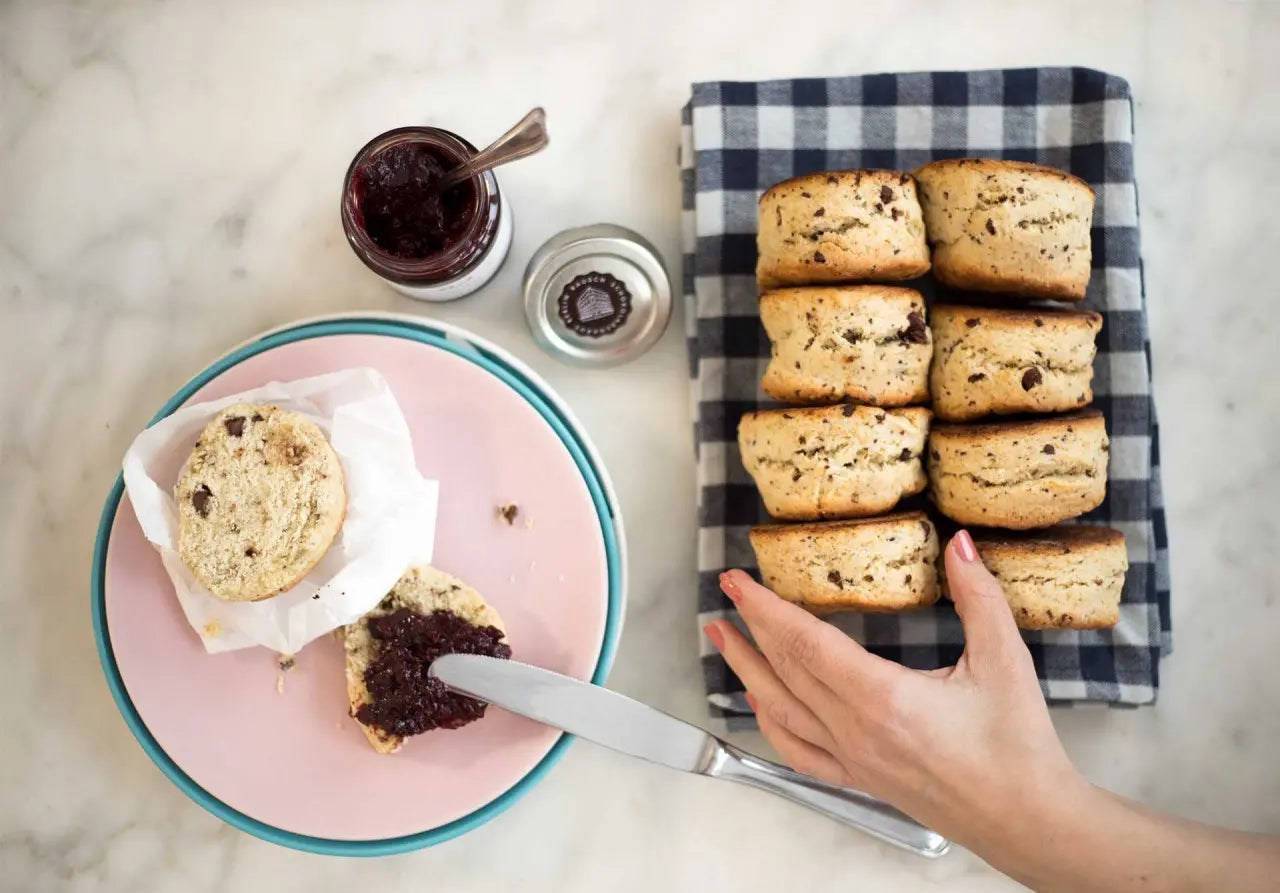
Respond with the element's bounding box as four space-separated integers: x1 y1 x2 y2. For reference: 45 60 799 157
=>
356 608 511 736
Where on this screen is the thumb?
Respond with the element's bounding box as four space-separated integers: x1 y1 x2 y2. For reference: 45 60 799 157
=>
944 530 1023 663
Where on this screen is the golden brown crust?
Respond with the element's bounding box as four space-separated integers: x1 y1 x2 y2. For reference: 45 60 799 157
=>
757 170 930 287
750 512 939 613
930 408 1103 440
758 285 932 407
913 158 1093 193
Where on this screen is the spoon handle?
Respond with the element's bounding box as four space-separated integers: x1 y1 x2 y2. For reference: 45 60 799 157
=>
440 107 548 189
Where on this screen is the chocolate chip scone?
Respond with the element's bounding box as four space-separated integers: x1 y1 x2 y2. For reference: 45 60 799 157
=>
749 512 940 613
760 285 931 406
175 404 346 602
757 170 930 288
738 404 930 520
914 158 1095 301
345 566 509 754
927 410 1108 529
942 526 1128 630
930 303 1102 421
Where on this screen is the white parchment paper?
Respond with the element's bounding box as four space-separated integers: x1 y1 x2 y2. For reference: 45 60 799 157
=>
122 368 438 655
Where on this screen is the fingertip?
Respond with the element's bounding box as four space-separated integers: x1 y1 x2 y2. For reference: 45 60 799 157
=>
719 570 747 604
703 621 725 651
950 529 978 562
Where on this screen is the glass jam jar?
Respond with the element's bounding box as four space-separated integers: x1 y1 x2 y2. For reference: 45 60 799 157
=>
341 126 512 302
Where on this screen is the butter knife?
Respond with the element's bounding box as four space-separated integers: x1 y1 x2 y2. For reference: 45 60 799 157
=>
430 654 949 858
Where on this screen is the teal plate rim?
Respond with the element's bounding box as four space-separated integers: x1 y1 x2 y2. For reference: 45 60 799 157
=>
91 317 624 856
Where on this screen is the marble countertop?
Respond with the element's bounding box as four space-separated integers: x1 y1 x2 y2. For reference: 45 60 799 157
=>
3 1 1278 889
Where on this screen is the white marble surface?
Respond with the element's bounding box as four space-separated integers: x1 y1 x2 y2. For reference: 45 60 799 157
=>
2 1 1279 889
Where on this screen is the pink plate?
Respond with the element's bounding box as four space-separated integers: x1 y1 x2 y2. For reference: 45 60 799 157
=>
103 332 610 840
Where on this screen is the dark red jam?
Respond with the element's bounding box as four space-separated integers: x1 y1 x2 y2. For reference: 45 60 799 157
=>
352 143 478 259
356 608 511 737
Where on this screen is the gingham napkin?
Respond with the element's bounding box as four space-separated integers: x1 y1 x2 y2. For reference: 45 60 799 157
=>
679 68 1171 725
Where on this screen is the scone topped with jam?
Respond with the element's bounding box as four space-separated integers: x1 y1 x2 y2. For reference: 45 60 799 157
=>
175 403 346 602
345 566 510 754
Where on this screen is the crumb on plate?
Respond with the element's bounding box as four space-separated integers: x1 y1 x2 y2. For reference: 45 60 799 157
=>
276 673 286 695
497 503 520 525
202 620 221 639
277 653 296 672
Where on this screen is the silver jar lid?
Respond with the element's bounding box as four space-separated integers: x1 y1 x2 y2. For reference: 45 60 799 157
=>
523 224 671 366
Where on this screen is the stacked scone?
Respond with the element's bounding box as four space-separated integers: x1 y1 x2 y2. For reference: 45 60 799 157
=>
744 170 942 615
741 159 1128 631
915 158 1126 630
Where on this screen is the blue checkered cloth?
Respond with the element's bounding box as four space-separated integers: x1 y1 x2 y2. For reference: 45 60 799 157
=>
679 68 1171 724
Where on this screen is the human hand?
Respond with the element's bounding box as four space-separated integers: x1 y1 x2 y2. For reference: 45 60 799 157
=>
704 529 1087 848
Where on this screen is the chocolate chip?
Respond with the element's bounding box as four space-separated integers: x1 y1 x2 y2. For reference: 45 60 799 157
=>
875 412 886 423
792 468 803 482
905 574 912 584
813 251 826 263
192 485 213 517
800 191 812 198
901 311 928 344
891 207 902 221
874 202 883 213
965 318 980 328
899 448 912 461
842 328 861 344
827 175 838 185
223 416 246 437
1042 444 1055 454
1016 186 1024 194
827 570 842 586
842 404 855 417
899 173 910 185
863 574 874 583
1022 368 1043 390
251 413 264 422
797 435 806 445
814 207 825 217
968 373 986 382
245 546 258 557
880 185 894 204
985 218 996 235
1034 318 1044 327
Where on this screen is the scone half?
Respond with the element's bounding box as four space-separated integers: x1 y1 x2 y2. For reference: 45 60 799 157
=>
930 303 1102 421
738 404 930 520
943 526 1128 630
914 158 1095 301
759 285 932 407
175 403 346 602
750 512 940 614
927 409 1109 529
345 566 509 755
757 169 930 288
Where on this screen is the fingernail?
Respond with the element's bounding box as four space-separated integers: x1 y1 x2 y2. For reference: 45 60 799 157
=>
719 571 743 605
954 529 978 562
703 622 725 651
744 691 758 711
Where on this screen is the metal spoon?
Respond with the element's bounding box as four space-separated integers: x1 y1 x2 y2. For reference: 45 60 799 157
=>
437 107 548 191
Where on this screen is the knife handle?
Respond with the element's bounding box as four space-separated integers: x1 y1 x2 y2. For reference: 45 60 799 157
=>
710 742 950 858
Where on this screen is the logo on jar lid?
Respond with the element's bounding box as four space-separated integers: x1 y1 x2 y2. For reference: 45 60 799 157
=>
557 272 632 338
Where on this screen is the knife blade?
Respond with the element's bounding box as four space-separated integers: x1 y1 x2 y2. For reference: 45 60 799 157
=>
430 653 950 858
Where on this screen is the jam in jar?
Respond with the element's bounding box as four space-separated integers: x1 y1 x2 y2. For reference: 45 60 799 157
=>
341 126 512 302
